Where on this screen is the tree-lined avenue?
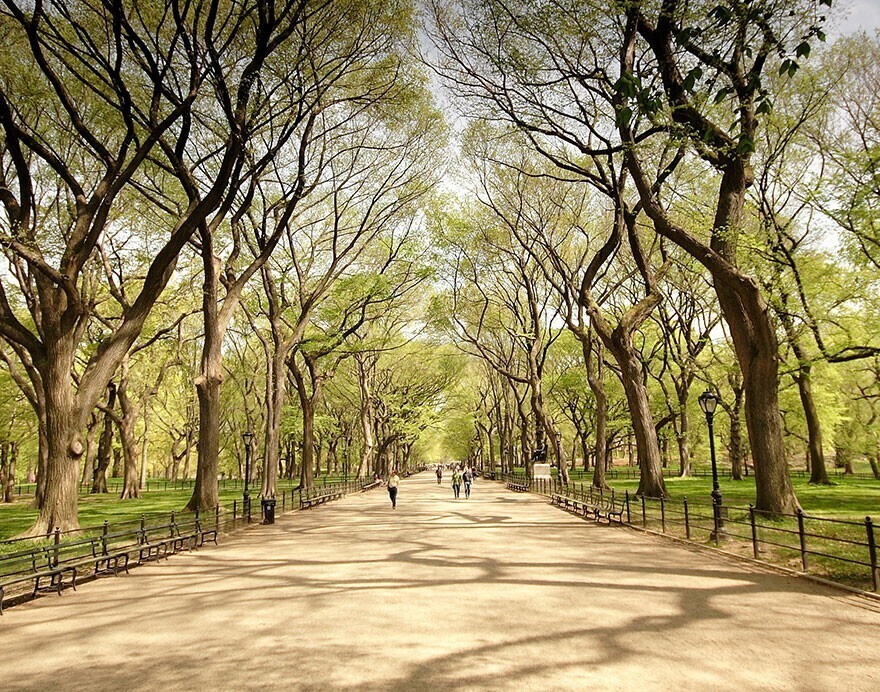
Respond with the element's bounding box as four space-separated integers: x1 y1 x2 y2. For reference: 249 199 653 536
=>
1 474 877 691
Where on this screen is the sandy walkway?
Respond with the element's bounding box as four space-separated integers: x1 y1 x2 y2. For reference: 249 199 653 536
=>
1 472 878 691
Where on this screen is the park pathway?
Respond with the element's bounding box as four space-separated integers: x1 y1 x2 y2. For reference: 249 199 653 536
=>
1 472 879 691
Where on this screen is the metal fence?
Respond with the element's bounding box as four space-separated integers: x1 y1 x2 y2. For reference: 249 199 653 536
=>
501 474 880 594
562 466 880 482
1 477 382 552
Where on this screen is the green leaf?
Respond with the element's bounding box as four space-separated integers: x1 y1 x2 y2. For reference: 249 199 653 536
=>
755 99 773 116
613 73 640 99
674 28 692 45
736 135 755 155
795 41 811 59
615 106 633 128
714 87 731 104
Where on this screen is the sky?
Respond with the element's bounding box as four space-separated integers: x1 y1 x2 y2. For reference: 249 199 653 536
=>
832 0 880 36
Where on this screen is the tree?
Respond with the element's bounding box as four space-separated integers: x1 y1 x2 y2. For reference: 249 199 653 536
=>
429 0 831 512
0 0 282 533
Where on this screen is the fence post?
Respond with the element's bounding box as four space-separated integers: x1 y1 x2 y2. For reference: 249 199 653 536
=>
215 504 220 533
170 511 176 538
866 516 878 592
233 500 237 525
641 494 646 528
660 495 666 533
683 497 690 540
102 520 109 555
140 515 146 545
53 527 61 567
797 508 808 572
625 490 631 524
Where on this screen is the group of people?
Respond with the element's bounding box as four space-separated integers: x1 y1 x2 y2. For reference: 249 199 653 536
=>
437 464 477 499
384 463 479 509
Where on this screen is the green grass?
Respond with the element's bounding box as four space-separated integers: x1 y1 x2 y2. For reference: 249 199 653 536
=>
538 465 880 520
0 475 352 541
519 466 879 591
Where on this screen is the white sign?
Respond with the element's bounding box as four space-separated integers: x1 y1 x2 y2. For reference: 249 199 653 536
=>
533 463 552 480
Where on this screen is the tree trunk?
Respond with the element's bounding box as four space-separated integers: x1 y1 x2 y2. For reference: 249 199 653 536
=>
81 415 97 488
795 367 830 485
868 453 880 481
139 405 150 491
716 274 797 512
116 373 141 500
32 417 49 510
188 367 222 511
1 441 15 503
31 342 83 535
261 347 287 499
92 384 117 493
118 411 140 499
584 335 609 491
677 385 692 477
291 356 318 492
187 244 224 512
355 354 376 481
612 339 666 497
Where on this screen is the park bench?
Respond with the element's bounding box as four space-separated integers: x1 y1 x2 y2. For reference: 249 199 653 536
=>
506 481 529 493
136 519 197 562
0 545 70 614
0 536 132 614
580 494 625 524
551 492 626 525
299 488 344 510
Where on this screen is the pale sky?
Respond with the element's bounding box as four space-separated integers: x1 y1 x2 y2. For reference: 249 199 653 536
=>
832 0 880 36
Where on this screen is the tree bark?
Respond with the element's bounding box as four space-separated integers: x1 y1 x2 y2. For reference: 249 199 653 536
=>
117 371 141 500
187 244 223 512
795 366 829 485
584 334 610 491
355 354 377 481
33 338 83 535
92 384 117 493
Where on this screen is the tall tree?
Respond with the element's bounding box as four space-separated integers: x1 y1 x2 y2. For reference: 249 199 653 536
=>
0 0 280 533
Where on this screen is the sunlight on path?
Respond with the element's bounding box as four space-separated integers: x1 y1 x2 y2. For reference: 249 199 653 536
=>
1 472 878 691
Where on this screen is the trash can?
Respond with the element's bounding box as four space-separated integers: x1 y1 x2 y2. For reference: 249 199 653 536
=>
261 497 276 524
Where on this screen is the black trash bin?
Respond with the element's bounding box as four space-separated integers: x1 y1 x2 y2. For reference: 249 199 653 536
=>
261 497 276 524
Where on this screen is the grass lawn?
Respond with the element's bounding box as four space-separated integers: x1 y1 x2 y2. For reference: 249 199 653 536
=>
548 465 880 520
0 476 350 541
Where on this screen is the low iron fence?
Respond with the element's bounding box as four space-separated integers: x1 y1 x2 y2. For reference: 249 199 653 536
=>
562 466 880 482
1 477 381 552
501 474 880 594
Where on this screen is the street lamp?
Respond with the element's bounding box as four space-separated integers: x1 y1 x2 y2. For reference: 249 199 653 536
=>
698 390 726 542
242 430 254 522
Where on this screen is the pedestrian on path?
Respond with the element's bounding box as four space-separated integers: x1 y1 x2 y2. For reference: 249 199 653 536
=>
463 468 472 498
388 469 400 509
451 467 462 499
436 466 443 485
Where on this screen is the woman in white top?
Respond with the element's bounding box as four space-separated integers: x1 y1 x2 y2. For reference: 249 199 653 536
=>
387 470 400 509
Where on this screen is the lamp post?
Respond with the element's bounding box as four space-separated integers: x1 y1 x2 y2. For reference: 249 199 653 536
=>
242 430 254 522
698 390 725 542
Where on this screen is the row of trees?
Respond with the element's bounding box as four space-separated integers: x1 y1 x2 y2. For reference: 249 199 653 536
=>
427 0 880 514
0 0 455 534
2 1 879 535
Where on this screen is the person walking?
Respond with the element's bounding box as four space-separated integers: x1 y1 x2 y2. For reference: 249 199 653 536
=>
463 467 472 499
388 469 400 509
451 467 462 499
436 466 443 485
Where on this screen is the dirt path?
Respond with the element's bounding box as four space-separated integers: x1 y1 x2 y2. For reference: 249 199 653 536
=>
1 473 878 691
